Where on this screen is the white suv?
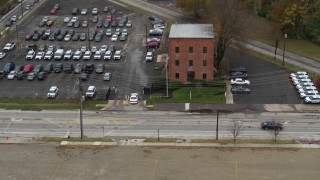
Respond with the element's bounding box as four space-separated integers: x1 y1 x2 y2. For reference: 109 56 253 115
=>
145 52 153 62
47 86 59 99
85 86 96 98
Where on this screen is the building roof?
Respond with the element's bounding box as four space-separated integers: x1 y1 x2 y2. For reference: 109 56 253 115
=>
169 24 214 39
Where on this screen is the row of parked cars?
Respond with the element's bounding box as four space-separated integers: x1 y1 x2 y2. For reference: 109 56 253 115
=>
148 16 165 36
24 44 122 61
1 62 112 82
229 67 251 94
290 72 320 104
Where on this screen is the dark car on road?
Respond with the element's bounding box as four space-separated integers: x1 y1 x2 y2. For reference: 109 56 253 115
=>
230 67 246 73
261 121 283 130
37 72 46 80
80 73 90 81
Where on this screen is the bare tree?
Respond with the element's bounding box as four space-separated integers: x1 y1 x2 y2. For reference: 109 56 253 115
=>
228 118 245 143
207 0 251 69
264 120 283 142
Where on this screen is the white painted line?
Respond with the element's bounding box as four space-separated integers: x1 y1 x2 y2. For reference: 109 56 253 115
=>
93 142 101 145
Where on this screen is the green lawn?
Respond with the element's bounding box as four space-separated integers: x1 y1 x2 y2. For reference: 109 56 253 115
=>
147 87 226 105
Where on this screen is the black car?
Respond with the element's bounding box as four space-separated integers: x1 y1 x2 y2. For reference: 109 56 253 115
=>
16 71 26 80
103 21 109 28
88 31 97 41
231 86 251 94
64 64 74 73
230 72 248 79
54 63 63 73
119 34 126 41
5 20 13 27
38 44 47 52
94 33 103 42
261 121 283 130
74 21 80 28
230 67 246 73
96 20 103 28
37 72 46 80
27 44 37 51
38 20 45 27
44 63 53 73
72 8 79 15
84 64 94 74
49 33 56 41
32 33 40 41
41 34 49 40
72 34 80 41
3 62 15 74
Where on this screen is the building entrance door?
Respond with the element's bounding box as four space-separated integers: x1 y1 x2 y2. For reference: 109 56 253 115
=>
187 71 195 82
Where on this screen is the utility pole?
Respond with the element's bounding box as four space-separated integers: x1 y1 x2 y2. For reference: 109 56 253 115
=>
79 76 84 139
282 31 287 66
15 25 20 52
216 110 219 140
20 1 24 17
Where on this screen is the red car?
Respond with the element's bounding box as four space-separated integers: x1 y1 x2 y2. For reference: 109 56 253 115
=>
50 9 57 15
147 38 160 43
23 64 34 73
145 41 160 48
25 30 38 41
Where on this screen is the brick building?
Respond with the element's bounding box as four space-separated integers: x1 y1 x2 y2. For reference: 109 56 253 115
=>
168 24 214 83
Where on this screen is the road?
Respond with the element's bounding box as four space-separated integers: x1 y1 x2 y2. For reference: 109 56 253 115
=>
1 110 319 141
116 0 320 76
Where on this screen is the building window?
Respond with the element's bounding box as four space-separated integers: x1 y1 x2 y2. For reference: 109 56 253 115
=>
203 47 207 53
175 60 179 66
203 73 207 80
189 47 193 53
175 73 179 79
203 60 207 66
189 60 193 66
175 47 179 53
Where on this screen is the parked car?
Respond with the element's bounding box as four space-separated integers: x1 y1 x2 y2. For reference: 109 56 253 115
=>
231 78 250 85
104 51 112 60
54 63 63 73
261 121 283 130
3 42 15 52
231 86 251 94
0 52 6 59
73 50 82 60
103 72 112 81
95 64 105 74
304 95 320 104
7 70 17 80
81 9 87 15
94 51 102 60
74 63 83 74
129 93 138 104
84 64 94 73
16 71 27 80
83 51 92 60
37 72 47 80
145 41 160 48
26 50 36 60
27 72 37 81
145 52 153 62
230 72 248 79
113 50 122 60
85 86 97 98
47 86 59 99
35 52 45 60
23 64 33 73
43 63 53 73
64 64 74 73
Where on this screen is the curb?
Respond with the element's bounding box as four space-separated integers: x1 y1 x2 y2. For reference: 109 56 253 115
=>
59 141 320 149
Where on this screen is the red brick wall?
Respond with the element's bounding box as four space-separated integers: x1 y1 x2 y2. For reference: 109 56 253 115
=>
168 38 215 83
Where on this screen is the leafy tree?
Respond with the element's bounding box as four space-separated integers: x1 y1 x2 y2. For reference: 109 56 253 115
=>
176 0 210 18
304 0 320 43
208 0 251 69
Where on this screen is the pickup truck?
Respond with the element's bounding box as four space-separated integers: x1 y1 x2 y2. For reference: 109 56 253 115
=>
230 78 250 85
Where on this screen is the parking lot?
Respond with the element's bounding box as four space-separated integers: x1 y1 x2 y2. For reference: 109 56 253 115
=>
0 0 161 101
0 0 305 105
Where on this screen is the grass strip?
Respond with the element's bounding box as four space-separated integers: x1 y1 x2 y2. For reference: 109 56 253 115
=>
144 138 178 143
191 139 299 144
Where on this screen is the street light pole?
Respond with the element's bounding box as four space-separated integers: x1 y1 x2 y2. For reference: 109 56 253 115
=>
282 32 287 66
20 2 24 17
78 76 84 139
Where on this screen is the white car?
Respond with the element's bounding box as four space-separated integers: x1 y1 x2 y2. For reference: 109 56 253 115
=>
298 86 318 93
3 42 16 51
64 50 73 60
91 46 98 53
103 72 112 81
26 50 35 60
47 86 59 99
153 24 165 29
11 15 17 22
80 46 87 53
104 51 112 60
126 20 132 27
94 51 102 60
290 71 307 78
145 52 153 62
92 8 98 15
83 51 92 60
42 16 49 22
122 29 128 36
231 78 250 85
111 34 118 41
35 52 45 60
45 29 52 36
291 75 309 81
44 51 53 60
81 9 87 15
300 91 319 99
113 50 122 60
0 52 6 59
85 86 96 98
304 95 320 104
7 70 17 80
296 82 314 89
64 34 72 41
73 50 82 60
293 78 312 85
129 93 138 104
100 45 108 53
64 16 71 23
70 16 78 23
